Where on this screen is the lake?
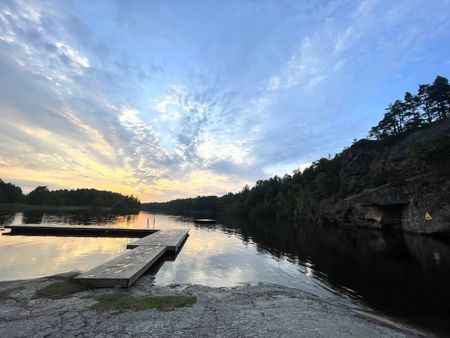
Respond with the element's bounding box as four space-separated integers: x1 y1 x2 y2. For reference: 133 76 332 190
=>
1 210 449 334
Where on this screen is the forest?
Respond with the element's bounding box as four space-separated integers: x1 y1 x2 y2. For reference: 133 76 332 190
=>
0 181 140 212
144 75 450 219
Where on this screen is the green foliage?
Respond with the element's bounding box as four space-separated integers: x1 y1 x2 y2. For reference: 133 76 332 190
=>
26 186 50 205
369 169 389 188
0 287 23 300
92 294 197 312
347 177 366 195
33 279 88 299
369 75 450 140
0 180 140 211
144 195 218 214
22 186 140 211
146 155 341 220
412 133 450 172
0 179 24 203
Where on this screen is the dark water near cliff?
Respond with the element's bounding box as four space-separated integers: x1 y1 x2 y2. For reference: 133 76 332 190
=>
0 210 449 334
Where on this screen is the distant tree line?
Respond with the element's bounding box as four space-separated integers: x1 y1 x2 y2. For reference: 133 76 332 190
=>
0 179 24 203
369 76 450 139
146 75 450 220
144 196 219 214
0 180 140 212
143 156 341 219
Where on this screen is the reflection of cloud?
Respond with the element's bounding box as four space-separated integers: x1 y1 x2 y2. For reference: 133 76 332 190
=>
0 235 129 280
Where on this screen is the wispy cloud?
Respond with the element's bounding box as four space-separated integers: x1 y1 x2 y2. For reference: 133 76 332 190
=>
0 0 449 201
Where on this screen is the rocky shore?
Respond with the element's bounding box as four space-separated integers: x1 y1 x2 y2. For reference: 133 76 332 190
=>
0 272 430 337
319 118 450 234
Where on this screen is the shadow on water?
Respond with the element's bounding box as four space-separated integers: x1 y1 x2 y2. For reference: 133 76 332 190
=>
1 209 449 334
145 236 189 277
209 215 450 335
0 210 141 226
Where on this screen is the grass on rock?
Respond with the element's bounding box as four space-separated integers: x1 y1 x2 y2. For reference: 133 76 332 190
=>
92 294 197 312
0 287 23 300
33 279 88 299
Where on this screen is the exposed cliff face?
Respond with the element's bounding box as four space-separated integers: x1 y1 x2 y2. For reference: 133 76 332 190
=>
319 119 450 234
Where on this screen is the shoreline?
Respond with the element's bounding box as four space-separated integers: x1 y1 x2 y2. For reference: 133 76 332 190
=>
0 272 431 337
0 204 140 213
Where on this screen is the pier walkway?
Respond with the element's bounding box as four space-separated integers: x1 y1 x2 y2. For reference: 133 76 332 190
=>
5 224 157 237
75 228 189 287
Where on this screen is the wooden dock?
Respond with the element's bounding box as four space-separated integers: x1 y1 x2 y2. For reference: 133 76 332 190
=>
126 228 189 251
5 224 157 237
74 246 166 287
75 228 189 287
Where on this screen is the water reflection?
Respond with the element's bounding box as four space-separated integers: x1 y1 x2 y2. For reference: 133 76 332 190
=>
0 235 131 281
0 211 449 333
214 215 450 333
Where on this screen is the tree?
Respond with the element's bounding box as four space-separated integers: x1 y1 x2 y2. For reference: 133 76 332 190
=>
404 92 423 129
369 75 450 140
26 186 50 205
0 179 24 203
369 100 406 139
417 84 434 123
427 75 450 120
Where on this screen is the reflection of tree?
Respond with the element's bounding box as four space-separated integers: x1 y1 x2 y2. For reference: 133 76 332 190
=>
22 210 45 224
0 213 15 226
215 215 450 323
17 210 140 226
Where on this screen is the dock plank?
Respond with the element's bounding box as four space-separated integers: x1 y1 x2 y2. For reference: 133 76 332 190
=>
5 224 157 237
75 246 166 287
126 228 189 251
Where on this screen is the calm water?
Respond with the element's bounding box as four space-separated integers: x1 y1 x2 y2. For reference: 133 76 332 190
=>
1 210 449 333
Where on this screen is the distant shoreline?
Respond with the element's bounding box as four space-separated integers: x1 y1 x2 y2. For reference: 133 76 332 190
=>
0 203 138 213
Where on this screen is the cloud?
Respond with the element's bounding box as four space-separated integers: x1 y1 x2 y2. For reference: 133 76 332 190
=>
1 0 450 202
55 42 90 68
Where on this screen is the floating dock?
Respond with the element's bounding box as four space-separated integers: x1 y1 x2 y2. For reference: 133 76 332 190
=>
74 246 167 288
126 228 189 250
75 228 189 288
5 224 157 237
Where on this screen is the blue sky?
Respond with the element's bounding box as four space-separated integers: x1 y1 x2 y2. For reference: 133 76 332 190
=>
0 0 449 201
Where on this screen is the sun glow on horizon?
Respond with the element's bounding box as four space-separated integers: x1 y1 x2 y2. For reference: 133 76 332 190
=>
1 0 449 201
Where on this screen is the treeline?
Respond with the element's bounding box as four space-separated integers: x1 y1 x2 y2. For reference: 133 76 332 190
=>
146 75 450 219
144 196 219 214
0 180 140 211
369 76 450 139
0 179 24 203
144 157 341 219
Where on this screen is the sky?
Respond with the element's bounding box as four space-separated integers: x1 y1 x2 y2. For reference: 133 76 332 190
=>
0 0 449 202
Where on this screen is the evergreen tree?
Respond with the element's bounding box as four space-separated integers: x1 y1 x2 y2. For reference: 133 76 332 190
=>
0 179 24 203
427 75 450 120
418 84 434 123
404 92 423 129
370 75 450 140
26 186 50 205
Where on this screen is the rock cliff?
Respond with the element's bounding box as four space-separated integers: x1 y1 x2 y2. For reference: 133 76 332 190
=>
319 119 450 234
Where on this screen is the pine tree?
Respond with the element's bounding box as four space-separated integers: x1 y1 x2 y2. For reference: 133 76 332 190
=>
427 75 450 120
